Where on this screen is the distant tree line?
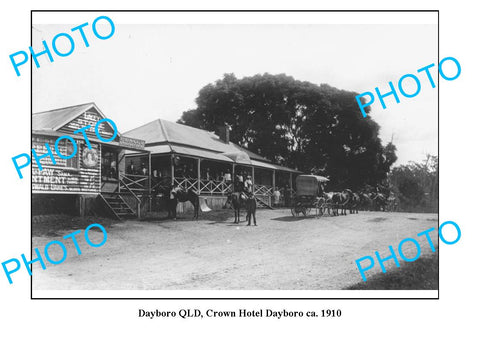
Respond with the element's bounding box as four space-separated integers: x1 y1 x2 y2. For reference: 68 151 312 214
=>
388 155 438 213
178 73 398 191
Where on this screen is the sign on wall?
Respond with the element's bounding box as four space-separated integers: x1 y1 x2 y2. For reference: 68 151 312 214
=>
119 135 145 150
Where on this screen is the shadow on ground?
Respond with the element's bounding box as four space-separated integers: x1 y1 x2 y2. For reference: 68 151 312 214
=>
32 215 119 238
271 215 320 222
141 209 234 223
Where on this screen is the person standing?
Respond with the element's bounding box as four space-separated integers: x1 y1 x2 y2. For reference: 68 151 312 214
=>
127 161 135 175
205 167 211 181
238 172 244 189
273 187 281 207
224 169 232 185
235 172 244 192
141 163 148 176
244 175 253 197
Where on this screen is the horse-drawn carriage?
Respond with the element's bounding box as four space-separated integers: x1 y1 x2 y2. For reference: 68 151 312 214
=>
291 175 330 217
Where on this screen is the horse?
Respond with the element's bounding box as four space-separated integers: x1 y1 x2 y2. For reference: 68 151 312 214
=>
323 192 337 216
245 196 257 226
332 191 350 216
166 185 200 220
227 192 246 224
358 192 372 211
386 195 398 212
370 192 387 211
225 190 257 224
343 189 359 214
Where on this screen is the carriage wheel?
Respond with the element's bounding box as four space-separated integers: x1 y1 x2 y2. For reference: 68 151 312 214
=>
291 202 303 217
302 207 311 216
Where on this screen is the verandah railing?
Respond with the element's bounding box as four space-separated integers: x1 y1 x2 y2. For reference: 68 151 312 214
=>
254 184 273 196
174 177 273 197
121 174 275 198
173 177 233 195
199 179 232 195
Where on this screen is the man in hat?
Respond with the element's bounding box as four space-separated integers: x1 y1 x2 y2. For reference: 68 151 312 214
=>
127 160 136 175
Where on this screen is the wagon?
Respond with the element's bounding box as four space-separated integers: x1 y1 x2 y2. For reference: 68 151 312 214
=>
291 175 330 217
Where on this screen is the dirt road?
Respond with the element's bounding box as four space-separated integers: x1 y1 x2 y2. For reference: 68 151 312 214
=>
32 209 438 291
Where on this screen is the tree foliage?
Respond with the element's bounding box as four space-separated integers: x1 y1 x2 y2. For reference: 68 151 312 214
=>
389 155 438 212
178 73 397 190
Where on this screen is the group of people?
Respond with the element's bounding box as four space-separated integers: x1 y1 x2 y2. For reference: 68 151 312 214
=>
202 168 234 183
126 161 149 176
272 186 293 207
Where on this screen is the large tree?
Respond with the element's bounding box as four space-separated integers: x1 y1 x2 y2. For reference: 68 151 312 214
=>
178 73 396 190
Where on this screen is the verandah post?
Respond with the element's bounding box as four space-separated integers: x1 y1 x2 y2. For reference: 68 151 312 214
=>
197 158 201 194
148 151 152 212
272 169 276 194
170 154 175 186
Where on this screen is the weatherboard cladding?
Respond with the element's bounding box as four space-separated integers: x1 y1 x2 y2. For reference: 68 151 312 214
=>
31 103 137 195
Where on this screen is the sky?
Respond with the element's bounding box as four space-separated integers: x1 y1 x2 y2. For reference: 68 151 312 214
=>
32 13 438 166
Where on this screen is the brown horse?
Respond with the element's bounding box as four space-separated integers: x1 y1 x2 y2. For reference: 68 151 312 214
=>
226 191 255 224
166 185 200 220
226 192 243 223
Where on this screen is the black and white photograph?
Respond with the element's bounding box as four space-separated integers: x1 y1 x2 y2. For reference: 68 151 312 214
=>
2 2 480 339
29 11 439 297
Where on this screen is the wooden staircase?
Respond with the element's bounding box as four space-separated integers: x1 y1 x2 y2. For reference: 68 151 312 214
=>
99 193 136 219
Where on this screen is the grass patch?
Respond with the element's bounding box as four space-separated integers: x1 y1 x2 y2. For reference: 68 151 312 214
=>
345 252 438 290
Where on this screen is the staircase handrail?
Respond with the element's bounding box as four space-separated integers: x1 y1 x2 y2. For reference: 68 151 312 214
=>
119 175 141 203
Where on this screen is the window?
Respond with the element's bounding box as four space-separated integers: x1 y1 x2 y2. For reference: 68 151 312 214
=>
66 139 79 168
102 149 118 180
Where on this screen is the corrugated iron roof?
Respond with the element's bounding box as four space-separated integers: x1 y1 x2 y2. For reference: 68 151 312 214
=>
124 119 270 162
170 145 234 163
32 104 300 174
32 103 99 131
251 160 302 173
221 151 252 164
297 174 329 182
